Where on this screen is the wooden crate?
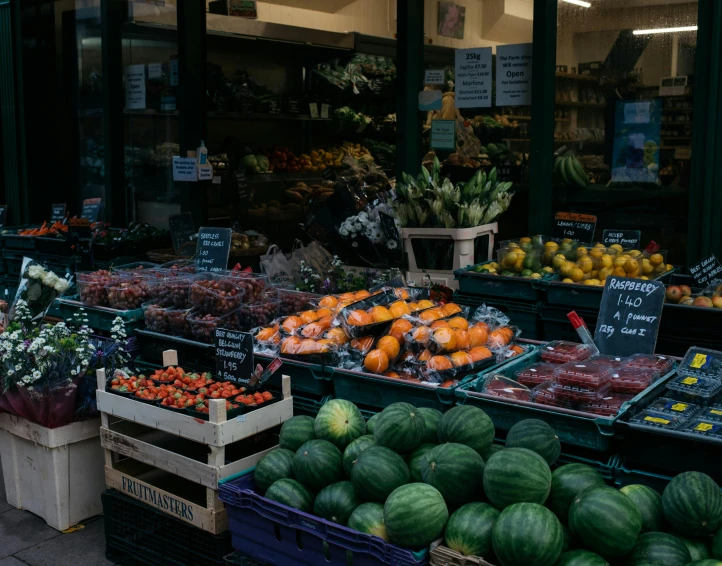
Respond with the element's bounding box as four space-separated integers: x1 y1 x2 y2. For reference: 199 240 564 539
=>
97 350 293 534
430 545 495 566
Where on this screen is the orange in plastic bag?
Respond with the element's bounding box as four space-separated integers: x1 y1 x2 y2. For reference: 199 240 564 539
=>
364 349 389 374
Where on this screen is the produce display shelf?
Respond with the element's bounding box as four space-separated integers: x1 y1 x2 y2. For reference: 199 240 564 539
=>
454 261 550 301
49 295 145 332
2 252 25 277
453 292 543 340
219 471 429 566
331 345 537 412
1 233 36 252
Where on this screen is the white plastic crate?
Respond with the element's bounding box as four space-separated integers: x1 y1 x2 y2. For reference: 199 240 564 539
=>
0 414 104 531
401 223 498 289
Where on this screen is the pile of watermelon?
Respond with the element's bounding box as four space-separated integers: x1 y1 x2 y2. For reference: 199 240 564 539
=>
253 400 722 566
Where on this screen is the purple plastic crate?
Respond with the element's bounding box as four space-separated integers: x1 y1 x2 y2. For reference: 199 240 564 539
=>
219 472 428 566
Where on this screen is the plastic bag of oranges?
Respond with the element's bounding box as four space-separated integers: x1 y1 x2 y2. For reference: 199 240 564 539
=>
252 323 283 356
338 289 399 338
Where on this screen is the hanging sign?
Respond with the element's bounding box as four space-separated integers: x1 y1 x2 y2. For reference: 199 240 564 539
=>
689 254 722 287
196 227 232 272
602 229 642 250
455 47 492 108
81 199 101 222
431 120 456 150
496 43 533 107
172 157 198 182
124 64 146 110
215 328 254 384
552 212 597 243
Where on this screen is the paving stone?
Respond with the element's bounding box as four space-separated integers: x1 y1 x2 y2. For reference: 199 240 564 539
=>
0 510 58 559
0 557 29 566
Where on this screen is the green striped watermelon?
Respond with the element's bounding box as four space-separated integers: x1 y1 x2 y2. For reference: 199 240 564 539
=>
491 502 564 566
505 419 561 465
366 413 379 435
314 399 365 450
713 527 722 559
342 435 375 477
348 502 388 541
621 484 664 533
438 405 494 456
279 415 316 452
254 448 295 494
445 502 499 557
663 472 722 536
313 481 361 526
568 486 642 558
554 549 609 566
374 402 426 454
417 407 442 445
420 443 485 506
481 444 504 461
687 561 722 566
483 448 552 509
407 444 435 483
384 483 449 550
677 535 710 561
548 464 605 521
292 439 343 493
561 524 573 553
627 532 691 566
265 478 314 513
351 445 410 502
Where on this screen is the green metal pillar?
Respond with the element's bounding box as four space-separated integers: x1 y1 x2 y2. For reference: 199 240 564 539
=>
528 0 558 235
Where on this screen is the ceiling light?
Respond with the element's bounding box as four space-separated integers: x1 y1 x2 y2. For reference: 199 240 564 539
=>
562 0 591 7
633 26 698 35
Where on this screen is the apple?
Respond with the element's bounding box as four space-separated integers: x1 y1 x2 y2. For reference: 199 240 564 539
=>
693 296 714 308
679 296 694 306
713 296 722 309
679 285 692 296
665 286 682 303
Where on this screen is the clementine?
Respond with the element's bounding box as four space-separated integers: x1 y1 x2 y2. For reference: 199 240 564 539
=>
427 356 453 371
416 299 435 310
488 327 514 348
389 300 411 318
419 308 444 322
364 349 389 374
314 308 333 318
455 329 470 351
280 336 301 355
441 303 462 316
468 346 492 362
389 319 413 343
385 371 401 378
318 295 338 309
417 349 432 362
448 316 469 330
431 320 452 329
299 310 320 324
325 327 349 345
369 306 394 323
432 327 458 351
350 335 374 353
410 326 431 344
450 351 473 367
256 326 278 342
347 309 374 326
297 339 320 355
281 316 304 334
376 335 401 360
468 324 489 347
355 290 371 301
394 288 410 300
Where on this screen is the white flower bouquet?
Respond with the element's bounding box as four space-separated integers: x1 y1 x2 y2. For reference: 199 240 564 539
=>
10 257 72 322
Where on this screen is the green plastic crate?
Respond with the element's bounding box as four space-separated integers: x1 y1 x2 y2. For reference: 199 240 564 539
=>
454 261 551 301
454 292 542 340
612 460 673 494
293 393 334 417
48 295 145 333
257 354 334 396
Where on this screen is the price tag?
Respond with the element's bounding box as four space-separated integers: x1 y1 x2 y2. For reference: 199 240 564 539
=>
309 102 319 119
602 229 641 250
320 103 330 119
51 204 67 223
214 328 253 384
81 199 101 222
0 205 7 228
168 212 195 253
173 157 198 182
689 254 722 287
552 212 597 244
267 99 281 115
198 167 214 181
594 276 665 356
196 227 232 272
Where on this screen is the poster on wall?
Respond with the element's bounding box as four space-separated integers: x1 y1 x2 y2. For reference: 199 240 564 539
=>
124 64 146 110
611 100 662 184
438 2 465 39
495 43 533 107
455 47 492 109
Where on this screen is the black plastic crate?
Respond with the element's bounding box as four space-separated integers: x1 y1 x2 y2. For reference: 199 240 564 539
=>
539 303 598 343
224 552 266 566
453 291 542 340
102 489 232 566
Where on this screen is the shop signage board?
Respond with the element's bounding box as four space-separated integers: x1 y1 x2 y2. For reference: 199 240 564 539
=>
454 47 492 108
552 212 597 244
215 328 253 384
50 204 66 223
124 64 146 110
602 229 641 250
496 43 533 106
81 199 101 222
169 212 195 252
659 76 687 97
689 254 722 287
196 227 232 272
424 69 445 85
0 205 6 228
595 276 665 356
172 157 198 182
431 120 456 150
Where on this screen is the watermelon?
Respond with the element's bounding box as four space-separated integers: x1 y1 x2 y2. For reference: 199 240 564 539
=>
314 399 365 450
621 484 664 533
342 435 375 477
420 443 485 506
384 483 449 550
265 478 314 513
568 486 642 558
491 502 564 566
445 502 499 557
438 405 494 456
554 549 609 566
348 502 388 541
687 561 722 566
713 528 722 559
627 531 691 566
482 444 504 461
293 439 343 493
313 481 361 526
417 407 442 445
677 535 710 561
548 464 605 520
483 448 552 509
561 524 573 553
505 419 561 465
366 413 379 435
373 402 425 454
279 415 316 452
662 472 722 536
254 448 295 494
351 446 410 502
407 443 435 482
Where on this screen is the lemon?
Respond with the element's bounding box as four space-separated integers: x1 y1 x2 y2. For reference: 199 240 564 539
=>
640 276 649 280
666 263 674 272
507 242 520 249
599 267 612 280
591 269 599 279
570 268 584 282
514 258 525 272
610 244 624 253
624 259 639 274
562 278 573 284
613 267 626 277
600 254 613 269
520 237 531 244
503 252 518 266
628 249 642 258
545 241 559 250
489 262 499 269
553 254 567 269
576 247 588 257
649 253 664 266
530 273 542 279
613 257 627 269
542 266 554 274
578 257 593 274
583 279 597 286
642 259 654 274
561 261 575 276
589 248 603 260
594 243 606 249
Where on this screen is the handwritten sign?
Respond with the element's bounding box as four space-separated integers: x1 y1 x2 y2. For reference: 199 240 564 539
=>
81 199 101 222
196 227 232 272
455 47 492 108
198 167 213 181
594 276 665 356
431 120 456 150
51 204 67 223
553 212 597 243
215 328 253 384
172 157 198 182
689 254 722 287
602 229 641 250
169 212 195 253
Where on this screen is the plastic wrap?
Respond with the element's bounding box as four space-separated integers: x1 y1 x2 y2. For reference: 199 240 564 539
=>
629 409 684 430
580 392 633 417
480 374 531 401
188 274 245 316
678 418 722 438
553 362 613 389
106 275 153 311
10 258 73 321
610 367 660 394
550 382 612 403
665 374 722 406
515 362 557 388
645 397 700 418
187 308 240 343
678 348 722 379
541 340 594 364
338 289 397 339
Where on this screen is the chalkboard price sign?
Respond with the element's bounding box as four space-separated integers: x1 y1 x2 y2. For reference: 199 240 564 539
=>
169 212 195 253
81 199 101 222
553 212 597 244
594 276 665 357
51 204 67 223
689 254 722 287
602 229 641 250
214 328 254 384
196 227 232 272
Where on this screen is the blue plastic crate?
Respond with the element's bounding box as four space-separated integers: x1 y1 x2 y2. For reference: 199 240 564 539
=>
219 472 428 566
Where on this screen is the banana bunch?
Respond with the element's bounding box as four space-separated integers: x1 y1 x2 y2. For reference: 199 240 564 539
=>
554 153 589 190
338 141 374 163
